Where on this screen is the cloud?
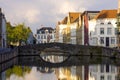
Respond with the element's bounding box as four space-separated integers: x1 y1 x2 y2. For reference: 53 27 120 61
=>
0 0 118 33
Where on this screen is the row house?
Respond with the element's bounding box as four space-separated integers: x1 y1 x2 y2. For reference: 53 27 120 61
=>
89 10 117 47
56 17 67 43
0 8 7 48
56 10 117 48
56 12 80 44
81 11 100 45
36 27 55 44
56 9 118 80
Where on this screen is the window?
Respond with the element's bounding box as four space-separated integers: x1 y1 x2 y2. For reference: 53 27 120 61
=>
106 65 109 72
100 75 104 80
100 28 104 34
38 35 40 39
115 28 118 35
93 37 97 44
100 37 104 44
107 75 112 80
50 35 53 39
94 28 97 35
44 35 46 39
111 65 115 73
41 35 43 39
101 22 104 25
100 65 104 73
111 37 115 44
71 29 76 36
108 22 111 24
107 28 112 35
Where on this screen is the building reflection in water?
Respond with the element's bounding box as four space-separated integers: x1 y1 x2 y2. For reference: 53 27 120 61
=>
38 50 120 80
0 64 120 80
1 51 120 80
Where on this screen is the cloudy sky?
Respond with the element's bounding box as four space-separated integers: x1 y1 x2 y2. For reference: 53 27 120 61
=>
0 0 118 33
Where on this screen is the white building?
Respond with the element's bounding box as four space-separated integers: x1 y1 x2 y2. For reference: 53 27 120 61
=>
81 11 100 45
0 8 7 48
56 17 67 43
89 65 117 80
36 27 55 44
89 10 117 47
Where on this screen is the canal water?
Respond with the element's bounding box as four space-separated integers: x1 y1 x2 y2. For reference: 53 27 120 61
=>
0 64 119 80
0 53 120 80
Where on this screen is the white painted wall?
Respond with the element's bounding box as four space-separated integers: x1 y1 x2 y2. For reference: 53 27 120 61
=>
89 18 117 47
36 30 55 44
70 23 77 44
58 24 67 43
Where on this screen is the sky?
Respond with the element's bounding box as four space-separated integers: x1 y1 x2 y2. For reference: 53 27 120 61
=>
0 0 118 34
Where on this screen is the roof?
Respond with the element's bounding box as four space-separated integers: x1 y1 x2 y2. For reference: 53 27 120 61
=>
94 9 117 19
37 27 54 34
69 12 80 23
82 11 100 15
61 16 68 24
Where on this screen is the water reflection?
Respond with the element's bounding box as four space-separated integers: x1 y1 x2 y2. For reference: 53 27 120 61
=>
40 47 70 63
0 64 120 80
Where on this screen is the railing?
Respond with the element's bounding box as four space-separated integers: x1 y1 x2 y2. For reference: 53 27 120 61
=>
0 47 18 64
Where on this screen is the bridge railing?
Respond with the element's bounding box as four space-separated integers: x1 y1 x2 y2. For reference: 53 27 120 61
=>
0 47 18 64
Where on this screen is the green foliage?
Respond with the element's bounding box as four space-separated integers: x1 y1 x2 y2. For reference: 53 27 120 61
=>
6 66 31 78
6 68 13 78
6 22 32 45
12 66 23 77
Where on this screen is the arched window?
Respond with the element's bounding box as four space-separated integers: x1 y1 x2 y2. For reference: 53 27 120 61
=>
108 22 111 24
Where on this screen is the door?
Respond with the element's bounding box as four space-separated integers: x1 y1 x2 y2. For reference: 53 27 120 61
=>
106 37 109 47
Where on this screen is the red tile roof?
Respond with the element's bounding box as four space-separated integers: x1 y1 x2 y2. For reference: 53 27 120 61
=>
69 12 80 23
95 9 117 19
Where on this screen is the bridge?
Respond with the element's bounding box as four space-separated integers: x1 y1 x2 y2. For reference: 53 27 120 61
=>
0 42 120 73
18 43 120 58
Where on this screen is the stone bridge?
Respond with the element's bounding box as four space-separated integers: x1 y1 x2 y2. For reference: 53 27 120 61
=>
0 43 120 73
18 42 120 58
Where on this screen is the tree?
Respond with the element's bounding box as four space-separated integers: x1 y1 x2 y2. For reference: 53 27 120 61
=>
6 22 32 46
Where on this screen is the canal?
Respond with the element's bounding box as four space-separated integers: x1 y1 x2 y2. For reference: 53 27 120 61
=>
0 51 120 80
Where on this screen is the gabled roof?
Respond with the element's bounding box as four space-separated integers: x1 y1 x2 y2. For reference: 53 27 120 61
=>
69 12 80 23
61 16 68 24
94 9 117 19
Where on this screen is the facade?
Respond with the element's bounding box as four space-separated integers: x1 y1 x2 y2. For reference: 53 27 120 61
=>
90 10 117 47
62 12 80 44
0 8 7 48
69 12 80 44
89 65 117 80
81 11 100 45
55 17 67 43
36 27 55 44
